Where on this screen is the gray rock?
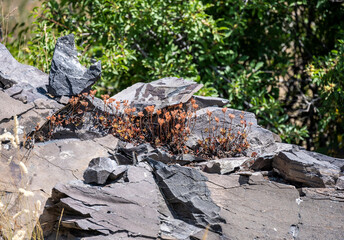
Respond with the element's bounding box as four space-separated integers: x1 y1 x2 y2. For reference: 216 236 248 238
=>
0 91 34 122
110 77 203 113
193 95 229 109
273 150 341 187
199 157 250 175
41 166 162 239
335 176 344 190
83 157 118 184
305 150 344 172
4 83 48 103
0 43 48 89
159 216 203 240
296 192 344 239
48 34 101 96
152 163 225 229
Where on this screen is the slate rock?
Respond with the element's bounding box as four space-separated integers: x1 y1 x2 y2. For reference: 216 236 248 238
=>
193 95 229 109
251 143 300 171
4 83 48 103
83 157 118 184
305 150 344 172
205 174 302 240
0 91 34 122
110 77 203 113
273 150 341 187
159 216 203 240
41 166 162 239
0 43 48 89
199 157 250 175
152 163 225 229
48 34 101 96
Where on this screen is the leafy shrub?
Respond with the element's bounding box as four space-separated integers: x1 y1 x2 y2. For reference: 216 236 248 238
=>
306 40 344 156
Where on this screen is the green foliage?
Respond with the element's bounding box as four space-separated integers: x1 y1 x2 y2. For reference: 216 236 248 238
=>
306 40 344 156
4 0 344 156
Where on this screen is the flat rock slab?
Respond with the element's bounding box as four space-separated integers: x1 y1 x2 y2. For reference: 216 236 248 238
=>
42 166 162 239
48 34 101 96
0 91 34 122
110 77 203 112
206 174 300 240
0 43 48 89
297 196 344 239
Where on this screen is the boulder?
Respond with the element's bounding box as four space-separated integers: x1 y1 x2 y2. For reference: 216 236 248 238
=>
0 43 48 89
110 77 203 113
48 34 101 96
273 150 341 187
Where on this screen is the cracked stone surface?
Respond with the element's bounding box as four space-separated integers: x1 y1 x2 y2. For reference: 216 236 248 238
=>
40 165 162 239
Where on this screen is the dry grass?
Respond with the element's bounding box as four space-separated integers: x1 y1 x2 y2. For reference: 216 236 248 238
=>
0 116 43 240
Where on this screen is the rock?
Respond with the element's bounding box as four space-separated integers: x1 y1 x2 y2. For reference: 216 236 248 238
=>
159 216 203 240
251 143 299 171
151 163 225 229
83 157 118 184
273 150 341 187
110 77 203 113
0 137 112 237
199 157 250 175
48 34 101 96
4 83 48 103
205 173 301 240
0 43 48 89
336 176 344 190
296 192 344 239
193 95 229 109
174 154 206 165
0 91 34 123
40 166 162 239
305 150 344 172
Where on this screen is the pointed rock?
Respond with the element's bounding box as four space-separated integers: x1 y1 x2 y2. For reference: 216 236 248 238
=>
48 34 101 96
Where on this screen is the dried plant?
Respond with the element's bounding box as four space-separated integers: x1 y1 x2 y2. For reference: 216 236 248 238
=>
29 91 253 159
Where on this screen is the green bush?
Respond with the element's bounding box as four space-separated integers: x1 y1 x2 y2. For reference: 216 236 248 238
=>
306 40 344 156
4 0 344 156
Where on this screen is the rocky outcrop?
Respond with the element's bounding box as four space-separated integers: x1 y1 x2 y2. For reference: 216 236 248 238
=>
48 34 101 96
0 40 343 240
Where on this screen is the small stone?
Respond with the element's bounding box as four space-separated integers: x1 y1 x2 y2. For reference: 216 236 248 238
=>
83 157 118 184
